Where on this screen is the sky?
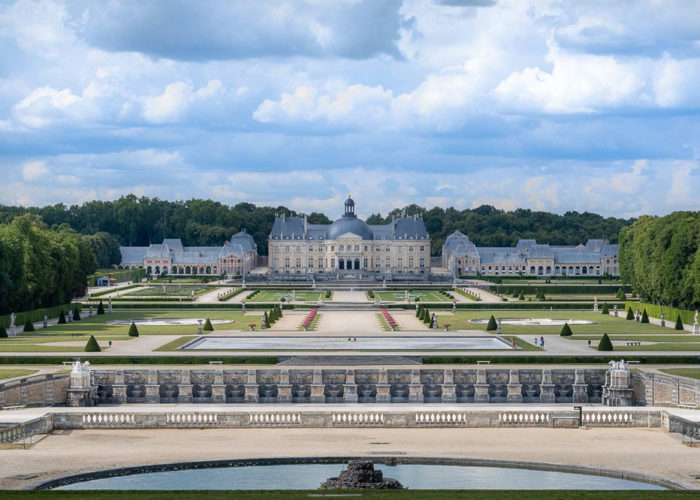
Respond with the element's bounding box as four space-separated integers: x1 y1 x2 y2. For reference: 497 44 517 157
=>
0 0 699 219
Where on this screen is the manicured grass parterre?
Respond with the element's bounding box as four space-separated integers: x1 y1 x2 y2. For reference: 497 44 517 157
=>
374 290 451 302
126 285 216 297
434 310 674 335
0 368 37 380
660 368 700 380
245 290 326 303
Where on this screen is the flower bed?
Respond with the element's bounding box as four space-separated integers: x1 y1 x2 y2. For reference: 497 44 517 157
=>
299 308 319 331
381 308 399 331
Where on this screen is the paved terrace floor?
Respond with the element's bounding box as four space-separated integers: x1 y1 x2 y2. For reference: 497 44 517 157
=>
0 417 698 490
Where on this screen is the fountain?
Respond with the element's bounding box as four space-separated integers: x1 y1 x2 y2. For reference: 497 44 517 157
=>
320 461 403 490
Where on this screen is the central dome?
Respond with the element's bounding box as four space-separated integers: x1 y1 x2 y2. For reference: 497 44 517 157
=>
327 216 374 240
326 195 374 240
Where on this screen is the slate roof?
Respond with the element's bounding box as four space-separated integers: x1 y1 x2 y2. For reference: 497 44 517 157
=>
119 247 147 264
268 216 429 241
229 231 257 252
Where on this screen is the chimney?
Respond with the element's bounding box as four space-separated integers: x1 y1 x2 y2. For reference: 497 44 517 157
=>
304 214 308 237
281 213 286 222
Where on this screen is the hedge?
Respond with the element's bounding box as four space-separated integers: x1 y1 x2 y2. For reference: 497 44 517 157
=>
487 284 631 294
0 303 81 329
0 356 279 365
625 301 696 325
454 288 478 301
218 288 248 301
89 284 140 298
421 355 700 365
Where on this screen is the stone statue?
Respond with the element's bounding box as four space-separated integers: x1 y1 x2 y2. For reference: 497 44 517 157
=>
67 309 73 322
43 314 48 329
452 301 457 312
593 296 598 313
9 312 15 328
197 319 203 335
695 310 698 324
89 304 93 317
613 304 618 317
108 297 113 313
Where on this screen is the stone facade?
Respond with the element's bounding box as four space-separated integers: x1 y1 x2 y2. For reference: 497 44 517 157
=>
268 197 430 275
0 373 69 407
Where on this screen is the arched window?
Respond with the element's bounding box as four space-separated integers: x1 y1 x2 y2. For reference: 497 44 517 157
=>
537 266 543 275
529 266 536 275
546 266 551 275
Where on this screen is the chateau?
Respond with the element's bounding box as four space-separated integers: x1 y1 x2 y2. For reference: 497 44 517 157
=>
268 196 430 274
118 198 620 278
442 231 619 277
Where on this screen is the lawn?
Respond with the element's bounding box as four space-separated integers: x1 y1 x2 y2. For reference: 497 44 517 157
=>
434 310 673 335
518 294 619 301
375 290 451 302
660 368 700 380
245 290 326 303
614 343 700 351
126 285 216 297
0 368 37 380
562 335 700 343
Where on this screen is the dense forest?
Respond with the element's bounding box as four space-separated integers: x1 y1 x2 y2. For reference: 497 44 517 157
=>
619 211 700 310
0 196 632 256
0 215 98 315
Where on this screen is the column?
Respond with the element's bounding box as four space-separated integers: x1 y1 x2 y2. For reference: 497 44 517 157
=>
343 369 358 403
145 370 160 404
178 370 192 403
277 369 292 403
572 369 588 403
212 369 225 403
540 369 556 403
376 368 391 403
245 369 259 403
113 370 127 404
441 369 457 403
310 369 325 403
474 369 490 403
506 369 523 403
409 369 424 403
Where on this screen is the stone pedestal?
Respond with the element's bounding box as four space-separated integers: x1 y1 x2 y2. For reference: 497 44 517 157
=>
694 323 699 335
310 385 326 403
539 369 556 403
212 385 226 403
506 369 523 403
376 384 391 402
343 370 358 403
178 384 193 403
572 369 588 403
441 369 457 403
244 384 259 403
112 370 126 403
145 385 160 404
277 384 292 403
603 361 634 406
409 384 424 403
474 369 490 403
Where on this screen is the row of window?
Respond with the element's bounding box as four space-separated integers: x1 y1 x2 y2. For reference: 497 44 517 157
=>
273 257 426 269
273 244 427 253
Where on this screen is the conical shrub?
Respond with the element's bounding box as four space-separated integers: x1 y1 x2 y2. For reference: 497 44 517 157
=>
423 308 431 324
560 323 572 336
641 309 649 323
128 322 139 337
203 318 214 331
97 301 105 315
625 307 634 320
597 333 613 351
416 305 422 318
23 318 35 332
73 306 81 321
263 311 269 326
675 315 684 331
601 303 609 315
57 310 66 324
0 325 7 338
84 335 101 352
518 292 525 301
486 315 498 331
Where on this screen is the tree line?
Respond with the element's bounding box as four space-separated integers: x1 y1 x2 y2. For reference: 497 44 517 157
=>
0 215 97 315
0 196 631 257
619 211 700 310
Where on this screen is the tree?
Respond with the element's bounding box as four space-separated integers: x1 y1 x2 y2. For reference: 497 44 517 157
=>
97 300 105 315
73 306 81 321
597 333 613 351
23 317 35 332
626 307 634 320
203 318 214 331
518 291 525 301
641 309 649 323
416 305 423 318
0 325 6 337
128 322 139 337
262 311 269 327
58 310 66 324
675 315 684 331
601 303 609 315
616 288 626 300
423 308 431 324
560 323 572 336
486 315 498 331
84 335 101 352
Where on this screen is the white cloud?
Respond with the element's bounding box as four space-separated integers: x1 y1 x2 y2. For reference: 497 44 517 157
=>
22 160 48 181
142 80 224 124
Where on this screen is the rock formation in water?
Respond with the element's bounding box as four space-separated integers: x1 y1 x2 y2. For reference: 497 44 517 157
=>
320 460 404 489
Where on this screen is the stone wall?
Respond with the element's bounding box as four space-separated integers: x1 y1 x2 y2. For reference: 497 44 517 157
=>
633 372 700 407
0 374 69 407
87 368 610 406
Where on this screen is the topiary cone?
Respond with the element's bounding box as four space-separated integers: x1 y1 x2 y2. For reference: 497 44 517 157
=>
0 325 7 338
58 310 66 324
641 309 649 323
73 306 81 321
128 322 140 337
97 301 105 315
486 315 498 331
84 335 101 352
625 307 634 320
203 318 214 331
597 333 613 351
601 303 609 315
23 318 35 332
560 323 572 336
675 315 684 331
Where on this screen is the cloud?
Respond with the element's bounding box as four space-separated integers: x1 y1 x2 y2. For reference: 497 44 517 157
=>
69 0 404 61
22 160 48 181
142 80 224 124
